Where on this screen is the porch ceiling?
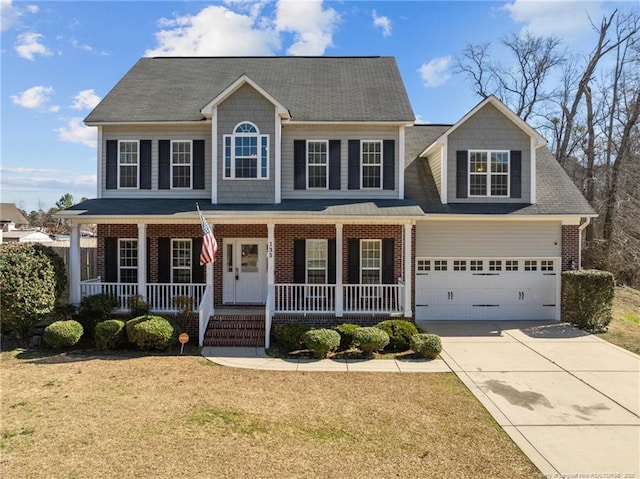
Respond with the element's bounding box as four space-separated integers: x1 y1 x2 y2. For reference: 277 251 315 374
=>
58 198 423 224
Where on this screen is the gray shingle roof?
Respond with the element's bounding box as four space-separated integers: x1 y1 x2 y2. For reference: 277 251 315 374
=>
85 56 415 123
404 125 596 216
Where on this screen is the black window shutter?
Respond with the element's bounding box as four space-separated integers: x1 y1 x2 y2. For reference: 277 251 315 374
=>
348 239 360 284
328 239 336 284
158 238 170 283
510 150 522 199
140 140 152 189
293 140 306 190
329 140 341 190
348 140 360 190
456 150 468 198
382 239 394 284
293 239 306 283
383 140 395 190
159 140 170 190
106 140 118 190
193 140 205 190
104 237 118 282
192 238 204 283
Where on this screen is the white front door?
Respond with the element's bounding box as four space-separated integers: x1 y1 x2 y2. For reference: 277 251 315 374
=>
222 239 267 304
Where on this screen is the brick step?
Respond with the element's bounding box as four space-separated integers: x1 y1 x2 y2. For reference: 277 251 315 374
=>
207 321 265 330
203 337 264 347
204 314 265 347
205 329 265 339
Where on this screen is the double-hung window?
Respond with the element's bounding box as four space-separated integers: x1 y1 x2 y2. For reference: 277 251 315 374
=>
307 141 328 189
469 150 509 197
171 239 191 283
171 140 191 188
224 122 269 179
361 141 382 189
306 239 327 284
118 140 138 188
118 239 138 283
360 240 381 284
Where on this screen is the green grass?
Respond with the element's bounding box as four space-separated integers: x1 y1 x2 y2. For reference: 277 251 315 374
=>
597 286 640 355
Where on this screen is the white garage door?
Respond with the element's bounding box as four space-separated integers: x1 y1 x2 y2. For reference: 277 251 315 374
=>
415 258 560 321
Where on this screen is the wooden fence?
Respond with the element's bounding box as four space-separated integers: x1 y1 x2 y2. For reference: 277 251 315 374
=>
50 246 97 281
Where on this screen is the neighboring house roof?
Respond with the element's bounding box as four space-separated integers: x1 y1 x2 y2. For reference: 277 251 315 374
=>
0 203 29 225
61 198 424 220
404 125 596 216
85 56 415 124
2 230 52 243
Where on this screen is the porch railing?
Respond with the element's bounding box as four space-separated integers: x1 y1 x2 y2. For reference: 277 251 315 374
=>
274 284 336 313
343 284 403 314
80 280 138 310
198 284 213 347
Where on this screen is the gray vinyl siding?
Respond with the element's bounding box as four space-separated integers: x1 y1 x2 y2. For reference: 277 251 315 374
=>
447 103 531 203
216 84 275 204
415 220 561 257
101 124 210 198
281 124 400 199
427 147 442 199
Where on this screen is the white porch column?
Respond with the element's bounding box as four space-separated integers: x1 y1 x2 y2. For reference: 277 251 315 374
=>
335 224 343 317
267 224 275 287
137 223 147 300
69 223 81 304
403 223 413 318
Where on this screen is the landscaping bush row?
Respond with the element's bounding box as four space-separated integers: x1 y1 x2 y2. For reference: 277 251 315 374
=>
43 315 180 351
271 320 442 359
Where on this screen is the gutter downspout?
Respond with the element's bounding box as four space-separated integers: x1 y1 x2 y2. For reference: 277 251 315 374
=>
578 217 591 270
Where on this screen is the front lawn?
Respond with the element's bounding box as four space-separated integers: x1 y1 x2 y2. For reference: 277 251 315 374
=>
597 286 640 355
1 350 539 478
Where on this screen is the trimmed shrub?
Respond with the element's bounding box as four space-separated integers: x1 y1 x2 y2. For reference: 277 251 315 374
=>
271 323 313 352
95 319 127 351
375 319 419 352
127 295 150 319
562 270 615 332
126 315 180 351
304 328 341 358
352 327 389 356
0 243 58 342
334 323 361 349
77 294 119 338
410 333 442 359
43 320 84 349
32 243 68 300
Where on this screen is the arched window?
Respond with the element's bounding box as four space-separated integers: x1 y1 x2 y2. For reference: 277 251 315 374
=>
223 122 269 179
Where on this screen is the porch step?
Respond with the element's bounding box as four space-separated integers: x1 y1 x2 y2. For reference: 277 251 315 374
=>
203 314 265 347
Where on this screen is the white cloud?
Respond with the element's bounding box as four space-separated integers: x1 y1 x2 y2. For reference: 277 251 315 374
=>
26 4 38 14
15 32 52 60
275 0 339 55
11 85 54 109
502 0 605 38
1 0 19 31
56 118 97 148
418 56 452 87
0 166 66 175
71 89 101 110
372 10 391 37
49 105 60 113
145 4 280 56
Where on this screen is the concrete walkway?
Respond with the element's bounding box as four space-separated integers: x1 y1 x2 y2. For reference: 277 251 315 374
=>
419 320 640 478
201 346 450 372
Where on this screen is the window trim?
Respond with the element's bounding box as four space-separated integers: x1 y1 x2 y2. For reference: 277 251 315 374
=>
171 238 192 284
118 238 138 284
468 150 510 197
360 140 383 190
170 140 192 189
118 140 139 189
306 140 329 190
223 121 269 180
360 239 382 284
305 239 328 284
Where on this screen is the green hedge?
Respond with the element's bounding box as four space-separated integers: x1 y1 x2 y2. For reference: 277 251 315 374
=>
375 319 419 352
410 333 442 359
352 327 389 356
334 323 361 349
271 323 313 352
303 329 341 358
562 269 614 332
43 320 84 349
126 315 180 350
95 319 127 351
77 294 119 339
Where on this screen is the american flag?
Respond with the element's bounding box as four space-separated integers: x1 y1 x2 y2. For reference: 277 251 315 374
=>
197 205 218 265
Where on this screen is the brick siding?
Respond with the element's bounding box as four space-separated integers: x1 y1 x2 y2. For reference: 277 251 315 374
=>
561 225 580 271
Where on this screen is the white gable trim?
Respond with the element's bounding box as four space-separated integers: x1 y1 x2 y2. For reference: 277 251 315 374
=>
200 74 290 119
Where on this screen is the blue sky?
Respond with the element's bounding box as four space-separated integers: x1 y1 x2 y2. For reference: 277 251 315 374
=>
0 0 625 212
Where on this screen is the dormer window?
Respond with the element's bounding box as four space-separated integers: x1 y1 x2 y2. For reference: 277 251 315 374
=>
469 150 509 197
223 122 269 179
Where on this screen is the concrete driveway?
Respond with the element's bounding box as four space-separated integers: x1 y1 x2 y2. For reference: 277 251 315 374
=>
418 320 640 478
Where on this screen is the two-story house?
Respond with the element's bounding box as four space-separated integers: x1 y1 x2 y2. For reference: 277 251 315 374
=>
58 56 595 347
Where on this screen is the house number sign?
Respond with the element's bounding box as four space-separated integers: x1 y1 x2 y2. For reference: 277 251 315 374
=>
267 241 273 259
